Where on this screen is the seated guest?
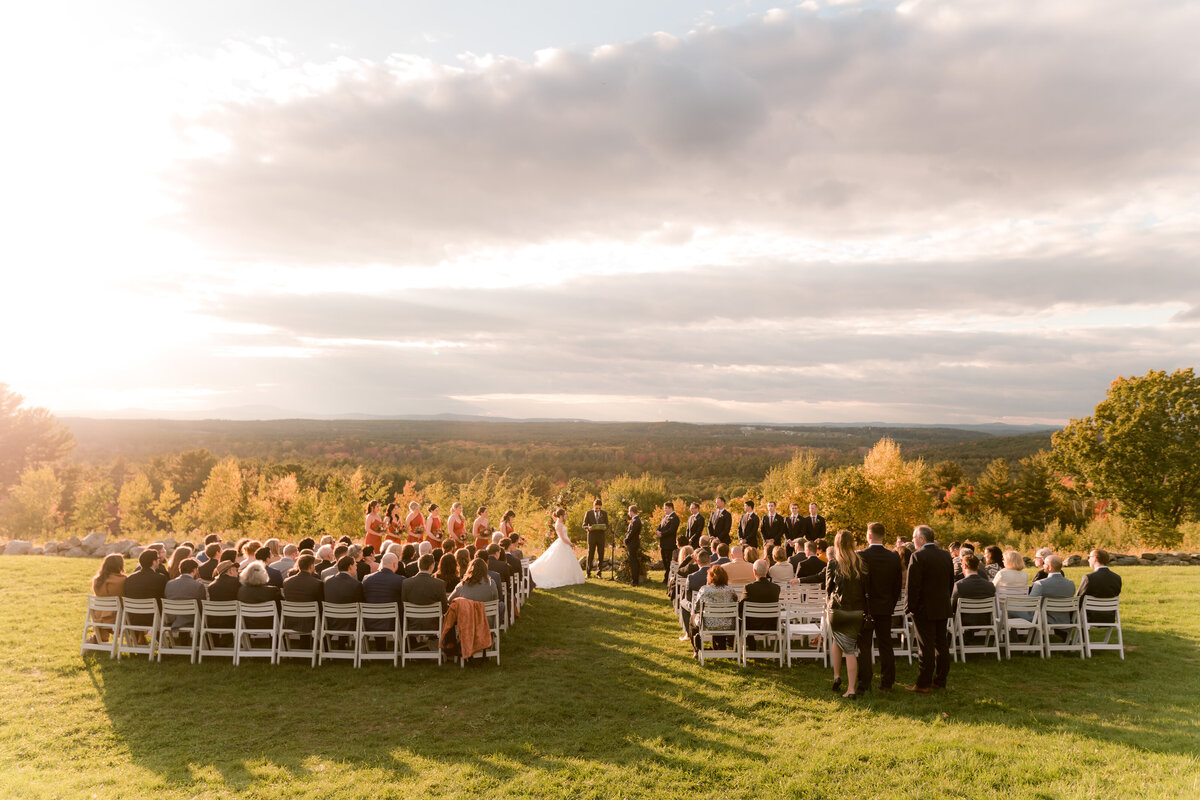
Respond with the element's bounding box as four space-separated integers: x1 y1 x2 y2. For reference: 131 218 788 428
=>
164 558 207 632
742 559 782 649
993 550 1029 593
360 545 378 576
148 543 170 577
983 545 1004 580
402 554 449 610
792 540 825 580
768 546 793 583
486 544 512 584
454 547 471 578
205 559 240 643
364 553 406 604
297 536 316 553
1031 554 1076 625
282 554 324 604
507 536 524 561
1077 549 1122 622
435 552 460 593
254 547 284 588
722 545 755 584
124 549 168 626
400 544 419 578
949 541 963 582
679 550 712 640
950 554 996 634
501 539 523 586
238 561 282 607
88 554 126 643
449 558 499 603
1030 547 1054 585
239 539 262 567
711 543 731 566
691 564 738 655
321 545 351 580
165 546 193 579
696 535 712 559
275 543 299 575
325 556 365 604
196 534 221 563
313 544 335 577
197 543 222 580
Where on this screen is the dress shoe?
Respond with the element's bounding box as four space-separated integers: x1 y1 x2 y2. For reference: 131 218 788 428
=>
904 685 931 695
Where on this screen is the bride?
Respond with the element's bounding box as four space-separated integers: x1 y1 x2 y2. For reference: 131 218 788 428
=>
528 507 587 589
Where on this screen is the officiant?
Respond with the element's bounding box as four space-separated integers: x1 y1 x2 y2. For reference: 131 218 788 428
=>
583 498 610 578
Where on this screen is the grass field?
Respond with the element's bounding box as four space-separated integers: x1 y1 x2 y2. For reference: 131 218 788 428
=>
0 557 1197 799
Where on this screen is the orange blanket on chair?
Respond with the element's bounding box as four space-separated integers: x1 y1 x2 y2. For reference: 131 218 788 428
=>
441 597 492 659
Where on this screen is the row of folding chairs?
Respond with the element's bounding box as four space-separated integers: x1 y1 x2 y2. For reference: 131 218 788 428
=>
951 594 1124 660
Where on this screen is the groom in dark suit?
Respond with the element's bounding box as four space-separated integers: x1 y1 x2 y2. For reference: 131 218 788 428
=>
625 505 643 586
583 499 609 578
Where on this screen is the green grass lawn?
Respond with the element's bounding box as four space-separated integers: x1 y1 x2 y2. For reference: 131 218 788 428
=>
1 557 1197 799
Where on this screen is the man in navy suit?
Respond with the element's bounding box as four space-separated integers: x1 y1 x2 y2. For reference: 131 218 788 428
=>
737 500 760 550
759 501 786 554
857 522 902 693
1077 549 1122 623
802 503 827 542
708 496 732 545
905 525 954 693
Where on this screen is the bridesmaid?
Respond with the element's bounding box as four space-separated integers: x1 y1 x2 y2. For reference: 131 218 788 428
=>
498 509 517 542
364 500 385 552
447 502 467 551
426 503 445 550
383 502 403 548
405 501 425 544
472 506 491 551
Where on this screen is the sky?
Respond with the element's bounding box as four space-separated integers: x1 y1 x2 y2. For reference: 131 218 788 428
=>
2 0 1198 425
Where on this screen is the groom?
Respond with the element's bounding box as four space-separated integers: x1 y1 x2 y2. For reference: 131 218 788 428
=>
625 504 642 586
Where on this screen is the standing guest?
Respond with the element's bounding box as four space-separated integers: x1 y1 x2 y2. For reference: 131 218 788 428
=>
364 500 386 553
784 502 805 556
254 547 284 588
435 553 460 593
426 504 445 550
405 501 426 544
857 522 902 694
708 496 732 546
472 506 491 551
450 558 499 603
165 546 193 580
760 501 785 553
690 565 737 656
164 558 207 634
275 544 298 575
1030 554 1076 624
1031 547 1054 585
583 499 610 578
768 546 794 583
196 534 221 564
993 550 1029 593
656 502 680 584
282 554 324 603
827 530 868 700
625 505 643 586
803 503 827 542
738 500 760 550
1077 549 1122 622
983 546 1004 581
237 561 281 605
905 525 955 694
446 502 467 551
951 554 997 632
88 554 126 643
197 543 222 580
685 502 706 548
124 549 168 629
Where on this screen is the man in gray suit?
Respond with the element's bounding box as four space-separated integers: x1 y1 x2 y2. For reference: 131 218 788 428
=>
163 558 207 633
1030 554 1076 624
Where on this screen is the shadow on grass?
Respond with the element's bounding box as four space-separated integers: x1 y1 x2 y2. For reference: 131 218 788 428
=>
83 578 1200 793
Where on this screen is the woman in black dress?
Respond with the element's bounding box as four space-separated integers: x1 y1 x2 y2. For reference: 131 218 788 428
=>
827 529 869 700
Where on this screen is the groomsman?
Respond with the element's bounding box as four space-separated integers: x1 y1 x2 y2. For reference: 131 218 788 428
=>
656 502 680 584
784 502 806 556
803 502 827 542
738 500 760 550
686 502 706 548
625 505 643 586
583 499 610 578
760 501 785 553
708 497 732 545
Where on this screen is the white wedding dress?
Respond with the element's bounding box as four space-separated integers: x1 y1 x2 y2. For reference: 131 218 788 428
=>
528 521 587 589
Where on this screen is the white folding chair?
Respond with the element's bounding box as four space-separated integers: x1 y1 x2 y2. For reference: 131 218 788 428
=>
81 596 121 658
116 598 160 660
358 603 401 667
318 603 361 667
952 598 1001 661
1081 597 1124 659
1042 597 1085 658
783 599 828 667
695 599 740 665
197 600 239 662
156 599 201 663
236 602 280 665
740 602 784 667
278 601 320 667
888 600 914 664
471 599 501 666
999 596 1045 659
401 603 444 666
803 586 827 605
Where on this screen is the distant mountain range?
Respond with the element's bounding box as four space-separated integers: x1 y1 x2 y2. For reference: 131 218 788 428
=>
62 406 1060 435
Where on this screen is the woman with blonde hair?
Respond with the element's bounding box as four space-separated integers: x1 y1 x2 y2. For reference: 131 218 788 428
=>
405 501 425 544
827 529 869 700
447 502 467 550
993 549 1029 592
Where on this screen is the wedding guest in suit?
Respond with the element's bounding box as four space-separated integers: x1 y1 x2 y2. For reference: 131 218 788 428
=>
625 505 643 586
711 542 731 566
656 502 680 584
857 522 902 693
827 530 868 699
275 544 298 576
905 525 954 694
282 554 324 605
1077 549 1122 622
1031 554 1076 624
363 552 406 606
741 559 781 649
254 547 284 588
768 546 794 583
449 558 499 603
686 502 705 548
583 499 610 578
793 540 826 583
678 549 710 640
760 501 785 552
738 500 760 549
207 559 240 600
402 553 450 611
321 545 350 580
89 554 126 643
501 539 523 590
325 556 365 606
784 503 806 555
124 548 168 627
164 558 207 633
803 503 827 542
708 497 732 545
196 543 222 580
951 554 997 636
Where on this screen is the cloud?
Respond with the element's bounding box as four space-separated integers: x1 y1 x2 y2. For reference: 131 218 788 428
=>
167 0 1200 264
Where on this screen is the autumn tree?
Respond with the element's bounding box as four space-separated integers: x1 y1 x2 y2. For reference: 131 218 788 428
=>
975 458 1015 518
117 472 156 535
759 450 821 507
197 457 245 533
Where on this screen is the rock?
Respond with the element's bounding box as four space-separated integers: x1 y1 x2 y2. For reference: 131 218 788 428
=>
1137 557 1155 565
81 531 106 553
1112 555 1139 567
5 540 33 556
0 543 6 555
1157 557 1185 566
44 542 60 555
1065 554 1083 567
31 547 44 555
64 535 81 549
1139 552 1157 561
128 545 146 559
163 536 177 551
63 547 89 558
